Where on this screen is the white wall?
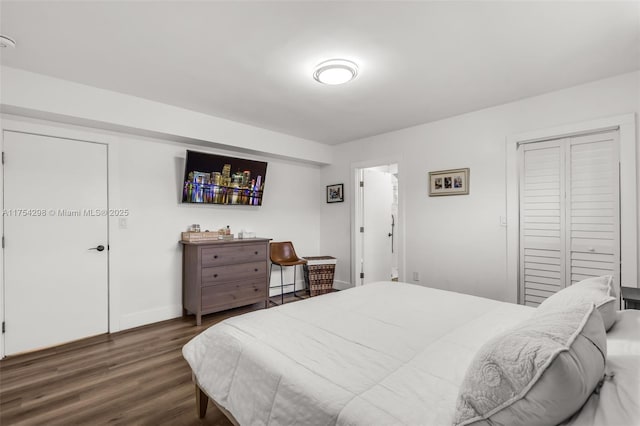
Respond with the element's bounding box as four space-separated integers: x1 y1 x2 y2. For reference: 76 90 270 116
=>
0 115 323 351
320 71 640 302
0 66 330 355
114 134 322 329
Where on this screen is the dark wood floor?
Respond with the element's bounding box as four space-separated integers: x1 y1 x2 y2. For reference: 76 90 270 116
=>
0 295 306 426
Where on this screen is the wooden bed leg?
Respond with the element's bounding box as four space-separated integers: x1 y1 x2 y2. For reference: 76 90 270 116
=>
195 384 209 418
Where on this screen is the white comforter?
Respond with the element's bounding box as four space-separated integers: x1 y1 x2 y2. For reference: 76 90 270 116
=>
183 281 535 425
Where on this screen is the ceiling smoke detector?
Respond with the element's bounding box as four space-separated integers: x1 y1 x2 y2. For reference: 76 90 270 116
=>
0 35 16 48
313 59 358 85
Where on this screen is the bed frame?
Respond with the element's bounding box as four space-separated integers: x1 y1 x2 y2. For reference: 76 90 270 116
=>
193 375 239 425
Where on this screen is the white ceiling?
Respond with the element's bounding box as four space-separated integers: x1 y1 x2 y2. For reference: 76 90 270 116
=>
1 1 639 145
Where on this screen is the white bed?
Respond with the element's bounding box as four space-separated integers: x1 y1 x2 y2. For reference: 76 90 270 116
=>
182 281 640 425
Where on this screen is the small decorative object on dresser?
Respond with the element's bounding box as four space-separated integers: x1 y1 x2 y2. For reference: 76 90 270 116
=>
238 229 256 239
428 168 469 196
621 286 640 310
181 230 220 242
181 238 270 325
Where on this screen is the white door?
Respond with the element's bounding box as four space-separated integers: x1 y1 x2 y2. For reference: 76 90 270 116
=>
518 130 620 306
567 132 620 290
3 131 109 355
519 140 565 306
362 168 394 284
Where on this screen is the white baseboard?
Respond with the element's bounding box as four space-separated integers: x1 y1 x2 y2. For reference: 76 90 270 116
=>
119 304 183 331
269 280 306 296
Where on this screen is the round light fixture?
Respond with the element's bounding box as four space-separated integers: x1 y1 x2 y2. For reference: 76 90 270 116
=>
313 59 358 85
0 35 16 48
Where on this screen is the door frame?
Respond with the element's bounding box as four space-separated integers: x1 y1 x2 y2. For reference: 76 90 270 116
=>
506 113 637 304
0 115 122 357
351 158 404 287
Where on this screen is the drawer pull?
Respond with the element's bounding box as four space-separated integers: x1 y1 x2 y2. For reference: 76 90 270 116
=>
254 268 258 272
214 274 218 278
254 251 258 255
214 255 218 259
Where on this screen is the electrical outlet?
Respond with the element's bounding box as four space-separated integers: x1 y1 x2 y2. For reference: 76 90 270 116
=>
500 216 507 227
412 272 419 281
119 218 128 229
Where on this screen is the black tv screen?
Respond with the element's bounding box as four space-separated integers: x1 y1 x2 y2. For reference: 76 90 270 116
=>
182 150 268 206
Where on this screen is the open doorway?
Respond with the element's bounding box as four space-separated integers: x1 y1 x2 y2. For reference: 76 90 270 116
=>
354 164 399 286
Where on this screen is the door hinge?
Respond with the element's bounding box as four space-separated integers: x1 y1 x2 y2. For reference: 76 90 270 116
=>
1 152 4 165
2 322 5 334
360 227 364 233
360 272 364 279
2 236 4 249
359 181 364 187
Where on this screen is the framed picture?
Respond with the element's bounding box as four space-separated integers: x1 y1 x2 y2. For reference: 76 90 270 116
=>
428 168 470 196
326 183 344 203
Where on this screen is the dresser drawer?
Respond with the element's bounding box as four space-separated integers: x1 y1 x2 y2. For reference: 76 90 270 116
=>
201 243 267 267
202 280 267 311
201 261 266 286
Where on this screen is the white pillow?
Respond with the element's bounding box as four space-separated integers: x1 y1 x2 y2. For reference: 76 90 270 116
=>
453 302 606 426
539 275 617 331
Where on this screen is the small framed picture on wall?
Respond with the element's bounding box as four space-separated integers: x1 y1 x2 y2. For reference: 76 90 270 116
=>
326 183 344 203
428 168 470 196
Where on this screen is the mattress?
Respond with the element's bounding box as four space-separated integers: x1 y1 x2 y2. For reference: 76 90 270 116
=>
182 281 535 425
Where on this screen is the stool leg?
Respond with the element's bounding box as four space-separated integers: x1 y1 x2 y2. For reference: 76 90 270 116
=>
293 265 297 298
268 263 274 306
293 265 305 298
280 264 284 305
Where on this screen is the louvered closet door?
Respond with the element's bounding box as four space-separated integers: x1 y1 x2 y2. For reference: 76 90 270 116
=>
519 140 566 306
519 130 620 306
567 131 620 292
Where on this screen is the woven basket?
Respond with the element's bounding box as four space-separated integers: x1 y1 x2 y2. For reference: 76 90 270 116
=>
303 256 336 297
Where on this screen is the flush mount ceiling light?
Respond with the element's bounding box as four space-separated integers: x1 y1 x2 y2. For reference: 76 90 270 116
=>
0 35 16 48
313 59 358 85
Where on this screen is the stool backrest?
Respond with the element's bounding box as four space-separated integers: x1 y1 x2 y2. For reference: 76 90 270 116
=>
270 241 300 264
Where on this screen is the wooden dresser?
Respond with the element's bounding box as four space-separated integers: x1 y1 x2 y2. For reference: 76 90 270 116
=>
181 238 270 325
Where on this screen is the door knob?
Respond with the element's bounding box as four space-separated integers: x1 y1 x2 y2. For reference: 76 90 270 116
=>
89 245 105 252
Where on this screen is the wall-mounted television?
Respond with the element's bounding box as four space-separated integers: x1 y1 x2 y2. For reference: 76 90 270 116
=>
182 150 268 206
